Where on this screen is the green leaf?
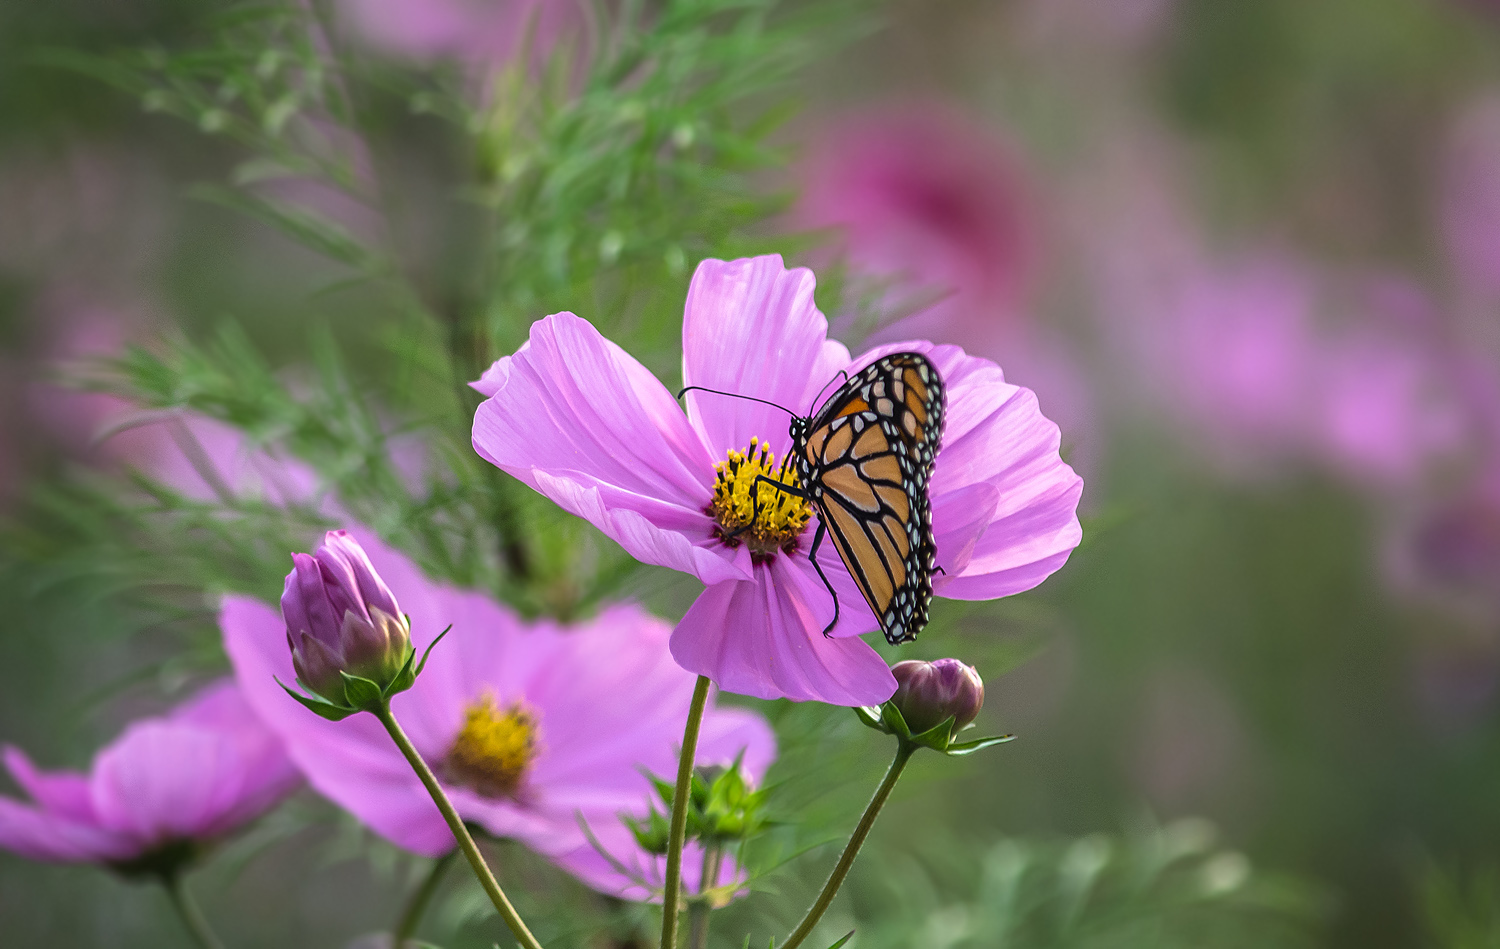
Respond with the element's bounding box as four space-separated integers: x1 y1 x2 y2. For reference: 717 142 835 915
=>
188 184 386 274
823 932 856 949
275 677 357 721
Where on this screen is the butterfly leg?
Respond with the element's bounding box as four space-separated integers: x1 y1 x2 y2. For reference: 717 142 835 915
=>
724 475 840 635
725 475 811 541
805 518 841 637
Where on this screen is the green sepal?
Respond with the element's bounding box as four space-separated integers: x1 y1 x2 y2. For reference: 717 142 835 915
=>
413 624 452 680
622 804 671 854
823 932 856 949
384 642 418 697
648 772 677 807
275 676 358 721
907 714 959 752
943 734 1015 757
854 704 886 732
339 671 385 712
880 701 914 741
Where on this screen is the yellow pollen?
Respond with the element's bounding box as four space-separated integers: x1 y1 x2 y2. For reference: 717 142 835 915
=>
442 691 540 800
707 437 812 563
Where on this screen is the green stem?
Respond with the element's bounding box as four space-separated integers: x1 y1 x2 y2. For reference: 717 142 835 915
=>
686 844 723 949
393 849 457 947
686 901 710 949
660 675 712 949
375 703 544 949
164 874 226 949
779 746 914 949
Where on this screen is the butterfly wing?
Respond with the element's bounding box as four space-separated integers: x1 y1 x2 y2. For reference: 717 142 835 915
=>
797 353 945 644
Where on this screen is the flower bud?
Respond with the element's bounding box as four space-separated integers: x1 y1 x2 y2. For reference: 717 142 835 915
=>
890 658 984 737
282 530 412 707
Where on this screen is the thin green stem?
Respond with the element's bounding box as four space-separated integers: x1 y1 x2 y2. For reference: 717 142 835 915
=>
393 849 457 947
164 874 226 949
660 675 712 949
780 746 914 949
375 703 545 949
686 843 724 949
686 901 710 949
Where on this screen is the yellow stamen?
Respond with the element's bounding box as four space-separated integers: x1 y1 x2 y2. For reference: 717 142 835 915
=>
707 437 812 563
442 691 540 799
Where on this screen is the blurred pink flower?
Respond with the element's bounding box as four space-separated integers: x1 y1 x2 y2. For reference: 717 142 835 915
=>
1086 136 1464 487
797 106 1036 353
1310 327 1462 487
223 527 775 900
0 681 300 868
471 255 1083 706
1121 254 1320 470
339 0 586 66
125 413 325 507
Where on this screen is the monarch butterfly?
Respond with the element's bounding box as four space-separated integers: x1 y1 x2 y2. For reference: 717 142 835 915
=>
683 353 946 644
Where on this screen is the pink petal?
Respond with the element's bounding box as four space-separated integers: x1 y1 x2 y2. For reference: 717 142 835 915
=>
3 747 94 823
681 255 852 456
695 705 779 780
857 340 1083 600
89 721 246 844
550 817 733 901
473 314 744 584
524 606 777 808
531 470 747 584
671 564 897 706
0 797 131 862
929 480 1002 580
167 681 302 828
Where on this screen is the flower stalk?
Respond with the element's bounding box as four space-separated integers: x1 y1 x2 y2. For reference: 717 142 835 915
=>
374 701 544 949
393 849 457 947
660 675 712 949
163 874 226 949
779 745 914 949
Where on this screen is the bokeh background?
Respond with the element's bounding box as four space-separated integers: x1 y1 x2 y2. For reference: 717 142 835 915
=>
3 0 1500 946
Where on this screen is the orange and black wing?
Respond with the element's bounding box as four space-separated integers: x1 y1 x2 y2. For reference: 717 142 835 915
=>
797 353 945 644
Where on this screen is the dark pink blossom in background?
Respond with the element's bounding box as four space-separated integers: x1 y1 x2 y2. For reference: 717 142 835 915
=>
0 681 300 865
797 106 1036 354
223 528 775 900
471 255 1083 706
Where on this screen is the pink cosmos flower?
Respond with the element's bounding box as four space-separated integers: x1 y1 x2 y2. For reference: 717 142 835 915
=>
223 527 775 900
797 106 1035 353
470 254 1084 706
0 680 300 868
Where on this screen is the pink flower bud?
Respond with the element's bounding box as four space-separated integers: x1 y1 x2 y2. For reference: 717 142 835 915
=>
281 530 411 703
890 658 984 736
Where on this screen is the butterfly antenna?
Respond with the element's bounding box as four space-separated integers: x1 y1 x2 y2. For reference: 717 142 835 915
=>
808 369 850 415
676 385 798 417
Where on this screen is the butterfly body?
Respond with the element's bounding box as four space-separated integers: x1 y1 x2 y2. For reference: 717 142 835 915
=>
790 353 946 645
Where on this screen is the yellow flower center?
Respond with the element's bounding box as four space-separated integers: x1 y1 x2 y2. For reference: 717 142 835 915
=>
442 692 540 800
707 437 812 564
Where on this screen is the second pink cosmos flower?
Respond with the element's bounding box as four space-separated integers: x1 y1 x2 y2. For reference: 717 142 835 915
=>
471 255 1083 706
